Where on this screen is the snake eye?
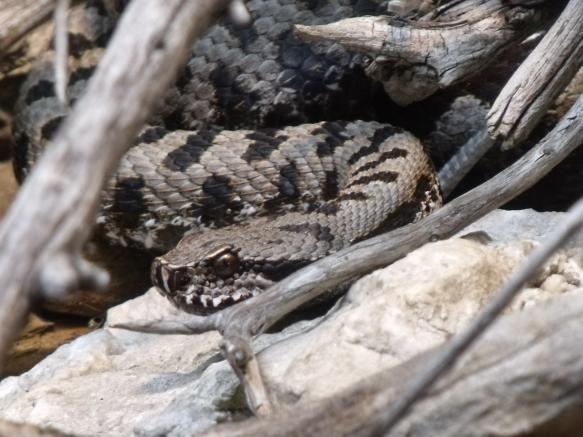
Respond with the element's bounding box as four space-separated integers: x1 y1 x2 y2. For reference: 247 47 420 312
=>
212 252 239 278
169 268 191 290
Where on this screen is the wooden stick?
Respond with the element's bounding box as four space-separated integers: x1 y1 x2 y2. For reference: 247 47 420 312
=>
0 0 235 373
0 0 61 56
488 0 583 148
295 0 548 104
53 0 70 107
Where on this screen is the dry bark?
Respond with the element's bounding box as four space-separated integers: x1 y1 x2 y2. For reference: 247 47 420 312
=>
0 0 236 373
295 0 550 104
0 0 64 57
488 0 583 148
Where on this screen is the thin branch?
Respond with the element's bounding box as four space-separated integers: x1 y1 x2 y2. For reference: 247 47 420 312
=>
0 0 63 57
488 0 583 148
53 0 70 107
0 0 236 373
375 195 583 434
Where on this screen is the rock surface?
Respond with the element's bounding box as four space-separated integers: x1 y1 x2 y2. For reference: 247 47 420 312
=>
0 209 581 435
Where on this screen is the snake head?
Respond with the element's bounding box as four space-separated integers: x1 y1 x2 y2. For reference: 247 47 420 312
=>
151 241 275 314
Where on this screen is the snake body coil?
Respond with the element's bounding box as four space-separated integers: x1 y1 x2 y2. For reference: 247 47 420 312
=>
145 121 440 313
14 0 442 313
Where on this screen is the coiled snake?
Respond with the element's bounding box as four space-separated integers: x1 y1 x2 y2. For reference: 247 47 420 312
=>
14 0 442 314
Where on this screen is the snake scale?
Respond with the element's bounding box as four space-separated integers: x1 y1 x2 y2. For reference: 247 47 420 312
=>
14 0 442 314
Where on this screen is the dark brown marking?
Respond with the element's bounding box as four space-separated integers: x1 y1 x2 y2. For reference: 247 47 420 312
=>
163 133 214 172
41 116 64 140
382 147 408 159
322 169 339 200
346 126 398 166
138 126 168 144
278 163 300 198
110 176 148 229
320 121 350 140
202 175 234 204
241 130 287 163
315 133 345 157
68 33 94 58
345 170 399 189
68 66 95 85
280 223 334 243
198 174 243 221
352 148 409 175
25 80 55 105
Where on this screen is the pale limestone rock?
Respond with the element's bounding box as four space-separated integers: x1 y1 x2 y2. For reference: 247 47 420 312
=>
0 290 235 436
459 208 583 248
259 237 582 405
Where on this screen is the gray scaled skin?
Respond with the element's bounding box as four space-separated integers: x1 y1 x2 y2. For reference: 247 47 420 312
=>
150 122 441 314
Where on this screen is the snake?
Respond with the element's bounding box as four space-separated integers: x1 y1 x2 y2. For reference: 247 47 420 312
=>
13 0 443 314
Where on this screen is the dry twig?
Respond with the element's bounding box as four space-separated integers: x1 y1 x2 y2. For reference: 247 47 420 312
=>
53 0 70 107
488 0 583 147
295 0 549 104
0 0 237 372
0 0 68 57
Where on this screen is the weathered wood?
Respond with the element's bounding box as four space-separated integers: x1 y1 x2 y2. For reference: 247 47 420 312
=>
488 0 583 148
295 0 548 104
0 0 235 372
0 0 60 56
204 289 583 436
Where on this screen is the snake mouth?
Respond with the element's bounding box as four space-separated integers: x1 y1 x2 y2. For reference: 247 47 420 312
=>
151 258 274 314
